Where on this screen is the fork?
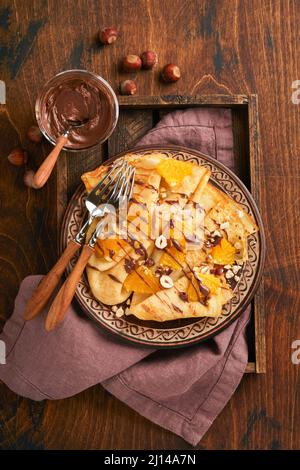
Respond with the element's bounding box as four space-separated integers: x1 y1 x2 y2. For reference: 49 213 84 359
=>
44 162 135 331
24 159 128 321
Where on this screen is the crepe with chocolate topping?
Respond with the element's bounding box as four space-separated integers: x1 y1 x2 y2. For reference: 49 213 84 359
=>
81 152 259 322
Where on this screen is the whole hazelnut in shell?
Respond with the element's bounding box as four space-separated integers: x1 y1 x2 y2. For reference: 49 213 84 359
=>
120 80 137 95
140 51 158 69
27 125 43 143
99 27 118 45
161 64 181 83
123 55 142 72
7 147 28 166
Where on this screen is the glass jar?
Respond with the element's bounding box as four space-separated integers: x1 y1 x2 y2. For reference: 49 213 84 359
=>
35 69 119 151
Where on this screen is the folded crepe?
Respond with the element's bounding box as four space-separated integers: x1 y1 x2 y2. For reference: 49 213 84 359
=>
129 276 233 322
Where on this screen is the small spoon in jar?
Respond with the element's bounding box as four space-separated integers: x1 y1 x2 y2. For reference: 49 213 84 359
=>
32 118 89 189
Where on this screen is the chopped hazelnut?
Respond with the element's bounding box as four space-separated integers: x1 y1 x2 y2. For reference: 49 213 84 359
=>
225 270 234 279
160 275 174 289
155 234 167 249
120 80 137 95
232 265 242 274
200 266 210 273
212 229 222 237
115 307 124 317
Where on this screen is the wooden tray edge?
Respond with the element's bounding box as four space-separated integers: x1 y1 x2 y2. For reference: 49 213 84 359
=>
248 94 266 373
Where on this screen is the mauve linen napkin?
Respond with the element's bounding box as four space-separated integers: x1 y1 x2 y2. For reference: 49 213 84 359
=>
0 108 250 446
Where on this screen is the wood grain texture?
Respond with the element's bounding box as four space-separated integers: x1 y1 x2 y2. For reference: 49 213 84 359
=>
0 0 300 450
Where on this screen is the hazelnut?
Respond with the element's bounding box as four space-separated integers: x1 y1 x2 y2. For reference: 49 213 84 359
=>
115 307 124 318
27 125 43 143
99 27 118 45
140 51 158 69
8 147 28 166
210 267 224 276
155 234 167 249
225 270 234 279
212 229 222 237
232 265 242 274
23 169 39 189
200 265 210 274
161 64 181 83
122 55 142 72
120 80 137 95
160 275 174 289
144 257 155 267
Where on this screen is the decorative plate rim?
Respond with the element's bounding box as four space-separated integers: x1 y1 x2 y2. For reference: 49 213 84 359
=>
60 145 265 348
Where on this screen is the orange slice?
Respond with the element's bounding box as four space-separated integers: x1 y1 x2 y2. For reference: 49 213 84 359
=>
124 265 161 294
211 238 236 265
187 273 221 301
196 273 221 294
157 159 193 187
160 245 186 270
187 281 200 302
96 237 129 259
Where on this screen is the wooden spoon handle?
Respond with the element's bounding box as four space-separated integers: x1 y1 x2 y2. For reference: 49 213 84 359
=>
33 134 68 188
45 244 94 331
24 239 81 320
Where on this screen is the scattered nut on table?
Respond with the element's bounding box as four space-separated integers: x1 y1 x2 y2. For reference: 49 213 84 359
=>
99 27 118 45
161 64 181 82
140 51 158 69
120 80 137 95
7 147 28 166
122 55 142 72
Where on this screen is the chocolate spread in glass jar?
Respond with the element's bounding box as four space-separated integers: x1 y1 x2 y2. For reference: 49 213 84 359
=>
42 78 113 149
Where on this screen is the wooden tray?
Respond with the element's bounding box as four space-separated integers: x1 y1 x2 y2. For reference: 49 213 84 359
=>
56 94 266 373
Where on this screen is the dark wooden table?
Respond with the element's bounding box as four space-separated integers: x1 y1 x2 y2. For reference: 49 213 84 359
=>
0 0 299 450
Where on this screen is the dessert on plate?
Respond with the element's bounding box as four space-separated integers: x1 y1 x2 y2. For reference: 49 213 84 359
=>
81 152 258 322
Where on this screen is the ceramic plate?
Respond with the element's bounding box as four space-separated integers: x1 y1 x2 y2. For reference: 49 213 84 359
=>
60 146 265 348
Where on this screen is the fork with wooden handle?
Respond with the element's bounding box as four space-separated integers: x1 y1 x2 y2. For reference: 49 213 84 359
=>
45 163 136 331
24 159 126 321
45 221 104 331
